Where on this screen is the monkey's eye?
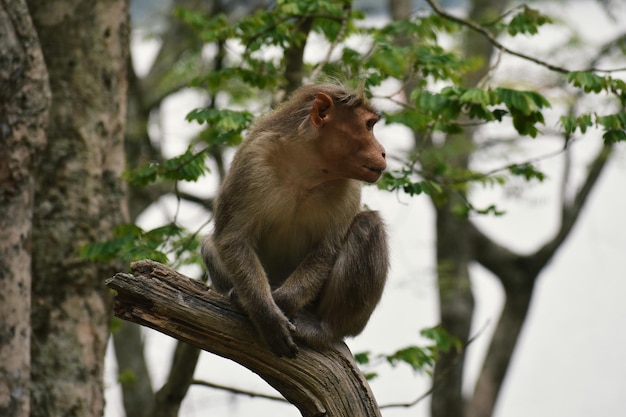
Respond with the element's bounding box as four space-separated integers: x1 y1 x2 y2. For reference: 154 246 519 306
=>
366 118 378 131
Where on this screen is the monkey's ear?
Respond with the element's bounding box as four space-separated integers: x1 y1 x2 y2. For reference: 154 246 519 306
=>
310 92 334 128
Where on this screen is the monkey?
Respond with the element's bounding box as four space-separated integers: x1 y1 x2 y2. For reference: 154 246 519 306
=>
202 83 389 358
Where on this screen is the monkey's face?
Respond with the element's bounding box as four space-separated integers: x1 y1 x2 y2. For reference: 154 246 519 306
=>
316 105 387 184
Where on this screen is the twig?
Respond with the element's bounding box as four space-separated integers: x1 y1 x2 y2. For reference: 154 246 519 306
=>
424 0 626 74
310 3 352 81
192 379 288 403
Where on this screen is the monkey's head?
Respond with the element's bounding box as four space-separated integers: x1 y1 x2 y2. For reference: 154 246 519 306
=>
308 90 387 184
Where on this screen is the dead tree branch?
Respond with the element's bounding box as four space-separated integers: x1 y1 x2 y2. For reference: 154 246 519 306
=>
105 259 381 417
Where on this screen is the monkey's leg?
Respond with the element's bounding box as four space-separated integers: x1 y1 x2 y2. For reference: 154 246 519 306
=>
294 210 389 347
271 249 335 317
201 236 234 294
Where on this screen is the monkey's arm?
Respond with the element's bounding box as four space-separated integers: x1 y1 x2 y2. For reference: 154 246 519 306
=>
271 248 335 316
212 234 299 358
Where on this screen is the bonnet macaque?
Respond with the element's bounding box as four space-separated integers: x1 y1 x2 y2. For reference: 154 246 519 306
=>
202 84 389 358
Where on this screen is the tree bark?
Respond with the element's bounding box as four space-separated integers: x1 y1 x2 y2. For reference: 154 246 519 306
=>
429 0 505 415
106 260 382 417
0 1 49 416
284 17 314 95
27 0 130 416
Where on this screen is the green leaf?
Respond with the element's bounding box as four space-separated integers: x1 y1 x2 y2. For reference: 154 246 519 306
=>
507 6 553 36
603 129 626 143
162 149 209 182
420 326 462 353
474 204 506 216
459 87 491 104
118 369 137 384
186 108 254 128
560 114 593 135
597 113 626 130
81 223 192 264
509 163 546 182
384 110 430 132
567 71 608 93
377 170 444 198
362 372 379 381
493 88 550 115
354 351 371 365
370 43 409 79
125 147 210 186
386 346 435 373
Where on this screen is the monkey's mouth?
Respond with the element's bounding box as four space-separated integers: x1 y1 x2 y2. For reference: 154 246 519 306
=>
365 166 385 175
362 166 385 182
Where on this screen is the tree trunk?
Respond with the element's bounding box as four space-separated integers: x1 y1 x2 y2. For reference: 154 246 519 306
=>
428 1 505 417
431 202 475 417
0 1 49 416
106 260 382 417
27 0 130 416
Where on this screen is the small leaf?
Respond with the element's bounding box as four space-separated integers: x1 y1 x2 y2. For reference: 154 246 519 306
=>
354 351 371 365
603 129 626 143
507 6 553 36
567 71 608 93
386 346 435 372
508 163 546 182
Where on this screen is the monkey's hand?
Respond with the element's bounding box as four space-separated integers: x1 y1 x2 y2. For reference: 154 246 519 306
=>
227 288 243 309
272 287 300 317
256 309 299 358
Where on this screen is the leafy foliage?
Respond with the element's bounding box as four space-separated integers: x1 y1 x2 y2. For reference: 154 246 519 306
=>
504 6 553 36
92 0 622 300
81 223 201 267
508 163 546 182
125 146 210 187
385 326 462 375
378 170 443 197
354 326 462 379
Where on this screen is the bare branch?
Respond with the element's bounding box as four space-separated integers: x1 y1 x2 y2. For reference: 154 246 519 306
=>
106 260 382 417
310 2 352 81
192 379 288 403
533 142 613 268
424 0 626 74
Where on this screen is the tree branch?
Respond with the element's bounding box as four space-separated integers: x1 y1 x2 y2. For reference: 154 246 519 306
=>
105 260 382 417
310 2 352 81
424 0 625 74
532 142 613 270
284 16 315 95
192 379 288 403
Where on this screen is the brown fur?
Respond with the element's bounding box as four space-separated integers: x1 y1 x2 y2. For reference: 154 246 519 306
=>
202 84 389 357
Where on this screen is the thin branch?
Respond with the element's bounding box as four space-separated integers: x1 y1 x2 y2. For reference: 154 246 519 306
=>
309 2 352 81
176 190 214 211
380 388 433 410
424 0 626 74
152 342 201 417
532 142 614 269
192 379 288 403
